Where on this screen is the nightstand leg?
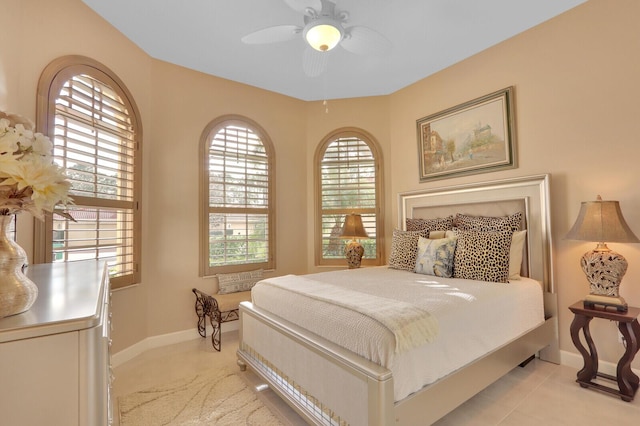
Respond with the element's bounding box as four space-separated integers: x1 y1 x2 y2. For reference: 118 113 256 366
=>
570 313 598 383
617 319 640 400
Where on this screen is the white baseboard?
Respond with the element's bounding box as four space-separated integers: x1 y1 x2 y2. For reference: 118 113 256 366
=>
560 349 640 377
111 321 239 368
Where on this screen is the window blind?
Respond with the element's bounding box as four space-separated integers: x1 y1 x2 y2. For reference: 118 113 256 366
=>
319 136 379 263
205 123 272 272
52 74 138 284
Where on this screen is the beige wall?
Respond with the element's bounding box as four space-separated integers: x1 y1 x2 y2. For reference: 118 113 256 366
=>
2 0 639 370
145 61 309 338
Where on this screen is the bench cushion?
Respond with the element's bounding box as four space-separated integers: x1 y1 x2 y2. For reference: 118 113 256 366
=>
215 291 251 312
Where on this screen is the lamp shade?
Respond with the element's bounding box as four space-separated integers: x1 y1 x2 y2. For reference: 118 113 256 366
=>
304 18 343 52
340 214 369 239
565 196 639 243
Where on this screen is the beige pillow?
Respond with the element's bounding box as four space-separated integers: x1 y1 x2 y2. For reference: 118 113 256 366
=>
509 230 527 280
428 230 447 239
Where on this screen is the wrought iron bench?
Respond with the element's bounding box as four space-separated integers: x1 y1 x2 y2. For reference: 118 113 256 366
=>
192 288 251 351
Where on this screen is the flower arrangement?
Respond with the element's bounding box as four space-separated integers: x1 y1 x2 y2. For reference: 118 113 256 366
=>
0 111 72 219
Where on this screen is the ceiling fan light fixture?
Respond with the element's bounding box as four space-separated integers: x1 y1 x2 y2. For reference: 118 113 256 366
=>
304 19 343 52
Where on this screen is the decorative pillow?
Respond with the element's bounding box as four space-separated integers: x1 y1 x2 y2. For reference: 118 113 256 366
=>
453 230 512 283
509 230 527 280
217 269 263 294
414 236 457 278
388 229 429 271
406 216 454 232
428 230 447 239
454 212 523 233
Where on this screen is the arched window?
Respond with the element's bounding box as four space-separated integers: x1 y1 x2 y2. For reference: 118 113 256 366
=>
200 116 275 276
315 128 384 266
36 56 142 288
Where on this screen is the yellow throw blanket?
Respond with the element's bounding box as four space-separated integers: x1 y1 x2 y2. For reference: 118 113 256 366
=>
257 274 439 354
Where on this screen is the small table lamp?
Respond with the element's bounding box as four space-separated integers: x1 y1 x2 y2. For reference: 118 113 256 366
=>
565 195 639 311
340 213 369 269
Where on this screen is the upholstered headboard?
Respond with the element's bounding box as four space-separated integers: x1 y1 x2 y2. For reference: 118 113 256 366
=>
398 174 554 293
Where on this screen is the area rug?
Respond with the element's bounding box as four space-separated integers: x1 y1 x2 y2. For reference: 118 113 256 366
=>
119 367 284 425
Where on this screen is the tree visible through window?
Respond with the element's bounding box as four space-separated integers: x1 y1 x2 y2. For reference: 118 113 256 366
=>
200 116 274 276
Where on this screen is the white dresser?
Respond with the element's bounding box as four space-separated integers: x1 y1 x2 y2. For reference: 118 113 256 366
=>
0 260 112 426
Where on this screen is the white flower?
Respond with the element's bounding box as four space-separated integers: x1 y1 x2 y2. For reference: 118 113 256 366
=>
0 111 73 218
14 124 34 150
0 126 20 154
31 133 54 157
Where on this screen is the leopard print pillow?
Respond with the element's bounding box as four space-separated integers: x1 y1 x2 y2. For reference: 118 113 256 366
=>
454 212 523 233
388 229 429 271
406 216 454 232
453 230 512 283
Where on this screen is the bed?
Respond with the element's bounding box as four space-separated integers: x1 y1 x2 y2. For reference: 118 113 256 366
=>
237 174 559 425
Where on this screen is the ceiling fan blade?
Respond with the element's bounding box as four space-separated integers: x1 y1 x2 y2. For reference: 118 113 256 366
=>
302 47 328 77
283 0 322 14
341 26 392 56
241 25 302 45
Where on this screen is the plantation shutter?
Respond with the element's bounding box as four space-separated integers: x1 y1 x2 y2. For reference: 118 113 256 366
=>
50 74 139 287
318 135 380 265
204 122 273 275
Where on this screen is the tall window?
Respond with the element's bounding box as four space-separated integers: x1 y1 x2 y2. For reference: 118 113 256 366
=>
200 116 275 276
36 56 142 288
315 128 384 266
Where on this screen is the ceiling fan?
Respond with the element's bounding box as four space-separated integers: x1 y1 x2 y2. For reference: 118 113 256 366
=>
241 0 391 76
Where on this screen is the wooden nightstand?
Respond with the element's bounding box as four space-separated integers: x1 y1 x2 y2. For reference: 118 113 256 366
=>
569 301 640 401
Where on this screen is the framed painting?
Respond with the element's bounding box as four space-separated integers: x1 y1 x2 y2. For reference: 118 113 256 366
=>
416 86 516 182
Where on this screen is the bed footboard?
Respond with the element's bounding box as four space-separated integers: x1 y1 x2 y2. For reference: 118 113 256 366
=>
238 299 558 426
237 302 395 426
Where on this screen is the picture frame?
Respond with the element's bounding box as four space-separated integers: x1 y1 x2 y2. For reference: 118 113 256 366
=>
416 86 516 182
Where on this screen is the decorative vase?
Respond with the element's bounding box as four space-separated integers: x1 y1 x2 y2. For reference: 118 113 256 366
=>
0 214 38 318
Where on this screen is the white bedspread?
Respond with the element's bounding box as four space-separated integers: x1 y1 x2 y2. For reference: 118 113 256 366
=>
251 267 545 401
256 274 438 354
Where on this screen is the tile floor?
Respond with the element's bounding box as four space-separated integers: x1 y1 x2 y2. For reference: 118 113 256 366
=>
112 332 640 425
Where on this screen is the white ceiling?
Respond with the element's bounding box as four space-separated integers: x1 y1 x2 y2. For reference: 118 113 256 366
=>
82 0 586 101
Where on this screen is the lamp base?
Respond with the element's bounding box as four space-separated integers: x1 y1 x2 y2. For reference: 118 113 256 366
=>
583 294 628 312
345 240 364 269
580 247 628 297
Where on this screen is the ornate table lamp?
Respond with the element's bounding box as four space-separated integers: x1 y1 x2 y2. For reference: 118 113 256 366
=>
565 196 639 311
340 213 369 268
